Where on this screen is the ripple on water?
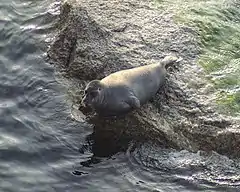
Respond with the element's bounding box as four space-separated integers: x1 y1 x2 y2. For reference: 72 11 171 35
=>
0 0 78 191
123 143 240 191
1 0 240 192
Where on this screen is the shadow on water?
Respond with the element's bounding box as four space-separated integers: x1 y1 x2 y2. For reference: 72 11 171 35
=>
74 113 139 170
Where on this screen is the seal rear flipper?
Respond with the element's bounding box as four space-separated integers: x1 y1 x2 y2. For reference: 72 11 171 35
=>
126 96 141 109
160 55 183 69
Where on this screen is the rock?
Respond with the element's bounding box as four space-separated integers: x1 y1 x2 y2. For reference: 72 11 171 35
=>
47 0 240 157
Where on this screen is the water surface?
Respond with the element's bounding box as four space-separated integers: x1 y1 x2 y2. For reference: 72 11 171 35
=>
1 0 240 191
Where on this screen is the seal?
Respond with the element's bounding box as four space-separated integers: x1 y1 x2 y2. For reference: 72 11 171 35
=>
81 56 182 117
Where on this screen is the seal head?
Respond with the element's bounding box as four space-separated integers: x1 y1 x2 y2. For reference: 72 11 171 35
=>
81 80 105 108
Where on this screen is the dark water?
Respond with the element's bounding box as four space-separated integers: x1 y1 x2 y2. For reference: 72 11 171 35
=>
1 0 240 191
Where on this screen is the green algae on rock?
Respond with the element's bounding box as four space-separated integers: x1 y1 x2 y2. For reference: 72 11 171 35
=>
157 0 240 116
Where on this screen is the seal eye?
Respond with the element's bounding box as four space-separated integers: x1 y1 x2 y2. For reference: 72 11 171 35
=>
90 91 98 98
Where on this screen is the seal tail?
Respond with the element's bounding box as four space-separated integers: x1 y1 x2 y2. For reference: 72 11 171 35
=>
160 55 183 69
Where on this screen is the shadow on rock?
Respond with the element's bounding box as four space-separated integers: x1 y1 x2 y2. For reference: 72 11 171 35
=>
77 109 176 168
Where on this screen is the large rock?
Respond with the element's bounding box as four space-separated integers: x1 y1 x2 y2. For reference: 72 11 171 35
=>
48 0 240 157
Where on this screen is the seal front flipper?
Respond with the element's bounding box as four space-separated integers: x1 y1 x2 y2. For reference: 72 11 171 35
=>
126 95 141 109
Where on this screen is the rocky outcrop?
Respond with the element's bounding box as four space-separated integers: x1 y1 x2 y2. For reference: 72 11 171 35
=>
48 0 240 157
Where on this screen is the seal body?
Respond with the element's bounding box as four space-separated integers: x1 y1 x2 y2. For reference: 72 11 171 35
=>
81 56 181 117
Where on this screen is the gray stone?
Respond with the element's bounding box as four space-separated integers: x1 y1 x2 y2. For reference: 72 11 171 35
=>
47 0 240 157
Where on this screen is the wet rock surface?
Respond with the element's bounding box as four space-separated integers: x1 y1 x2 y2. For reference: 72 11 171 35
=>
48 0 240 157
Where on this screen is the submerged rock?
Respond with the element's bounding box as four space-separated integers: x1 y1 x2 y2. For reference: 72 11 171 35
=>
48 0 240 157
